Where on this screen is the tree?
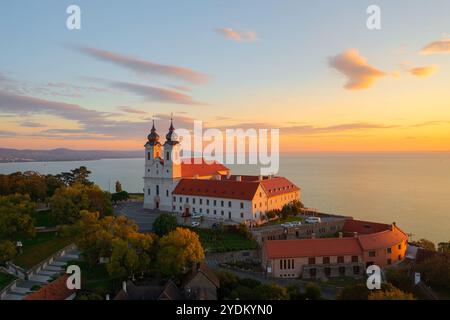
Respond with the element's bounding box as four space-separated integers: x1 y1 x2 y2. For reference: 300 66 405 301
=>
49 183 112 224
304 282 322 300
368 287 415 300
410 238 436 251
338 283 370 300
415 255 450 290
385 267 414 293
153 213 178 237
115 181 123 193
157 227 204 277
112 191 129 204
56 166 92 186
71 211 140 266
256 283 289 300
106 232 157 278
0 240 16 264
0 194 36 239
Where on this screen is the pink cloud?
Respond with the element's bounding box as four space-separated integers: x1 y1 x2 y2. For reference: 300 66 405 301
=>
215 28 257 42
420 39 450 54
409 65 438 78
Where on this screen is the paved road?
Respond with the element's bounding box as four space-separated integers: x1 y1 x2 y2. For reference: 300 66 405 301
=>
115 202 158 232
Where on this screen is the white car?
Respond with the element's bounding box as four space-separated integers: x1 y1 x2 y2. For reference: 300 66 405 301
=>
191 221 200 227
290 221 302 227
305 217 321 224
191 213 203 219
281 222 294 228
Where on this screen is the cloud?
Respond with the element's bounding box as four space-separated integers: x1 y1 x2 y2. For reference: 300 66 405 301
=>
409 65 438 78
215 28 257 42
110 81 207 106
69 45 208 84
420 39 450 54
118 106 148 115
20 121 46 128
329 49 386 90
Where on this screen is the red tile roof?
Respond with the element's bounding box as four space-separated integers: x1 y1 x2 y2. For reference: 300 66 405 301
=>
261 177 300 196
265 237 363 259
343 219 391 234
172 176 299 201
357 225 408 250
180 158 229 178
173 179 260 200
25 275 76 300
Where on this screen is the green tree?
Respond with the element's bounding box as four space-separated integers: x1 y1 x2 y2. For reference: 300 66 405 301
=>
112 191 129 204
157 227 204 277
338 283 370 300
256 283 289 300
153 213 178 237
115 181 123 193
304 282 322 300
0 240 16 264
0 194 36 238
416 255 450 290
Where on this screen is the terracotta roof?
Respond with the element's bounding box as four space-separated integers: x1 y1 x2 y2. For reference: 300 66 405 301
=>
25 275 76 300
180 158 229 177
183 264 220 289
343 219 391 234
357 225 408 250
114 280 182 300
173 179 260 200
264 237 363 259
260 177 300 197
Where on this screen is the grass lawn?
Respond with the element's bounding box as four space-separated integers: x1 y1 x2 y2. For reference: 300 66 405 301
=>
0 272 16 290
12 232 74 269
129 193 144 201
68 260 121 296
192 227 258 252
34 210 56 227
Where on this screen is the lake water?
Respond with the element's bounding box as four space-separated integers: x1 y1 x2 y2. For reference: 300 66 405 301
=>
1 153 449 243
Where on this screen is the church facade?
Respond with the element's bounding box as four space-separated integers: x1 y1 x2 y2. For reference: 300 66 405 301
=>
143 120 301 225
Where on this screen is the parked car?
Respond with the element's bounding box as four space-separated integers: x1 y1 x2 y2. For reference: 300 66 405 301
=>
191 213 203 219
290 221 302 227
305 217 321 224
281 222 294 228
191 221 200 227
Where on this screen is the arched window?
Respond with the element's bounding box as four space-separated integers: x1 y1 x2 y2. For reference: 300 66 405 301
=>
166 151 170 160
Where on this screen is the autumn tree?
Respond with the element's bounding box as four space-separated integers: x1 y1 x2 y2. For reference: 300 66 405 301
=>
157 227 204 277
0 194 36 239
0 240 16 264
50 183 112 224
415 255 450 290
410 238 436 251
368 287 415 300
153 213 178 236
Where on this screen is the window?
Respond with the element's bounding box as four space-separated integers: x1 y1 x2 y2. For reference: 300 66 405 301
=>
214 210 217 215
166 151 170 160
259 192 262 197
156 185 159 196
173 196 176 202
309 268 316 278
369 251 376 257
193 198 196 204
353 266 360 275
337 256 344 263
221 200 224 207
207 209 210 214
387 248 392 254
200 199 203 205
186 197 189 203
214 200 217 206
240 202 244 209
351 256 359 263
147 152 150 160
398 254 402 260
179 206 182 211
193 207 196 213
166 190 169 197
228 201 232 208
323 257 330 264
308 257 316 265
287 259 291 269
387 259 392 265
283 260 287 269
147 188 151 195
338 267 346 276
324 267 331 276
280 260 283 270
221 210 224 216
291 259 294 269
398 244 402 250
179 197 182 202
207 199 210 205
199 208 202 213
240 212 244 218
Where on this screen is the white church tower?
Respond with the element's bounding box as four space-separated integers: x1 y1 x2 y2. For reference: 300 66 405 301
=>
143 118 182 211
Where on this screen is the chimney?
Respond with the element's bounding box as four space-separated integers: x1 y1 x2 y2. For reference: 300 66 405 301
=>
391 222 396 230
338 232 343 238
236 176 241 182
353 232 358 238
122 281 127 293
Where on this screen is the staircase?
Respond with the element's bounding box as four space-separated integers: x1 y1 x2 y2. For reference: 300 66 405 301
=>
1 247 80 300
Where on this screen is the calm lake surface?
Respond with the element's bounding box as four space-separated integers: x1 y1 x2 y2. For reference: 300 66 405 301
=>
1 153 449 243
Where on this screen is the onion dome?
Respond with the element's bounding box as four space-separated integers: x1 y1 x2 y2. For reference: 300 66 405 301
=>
164 117 179 145
146 120 161 146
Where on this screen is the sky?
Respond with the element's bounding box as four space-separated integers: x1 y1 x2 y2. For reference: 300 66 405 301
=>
0 0 450 152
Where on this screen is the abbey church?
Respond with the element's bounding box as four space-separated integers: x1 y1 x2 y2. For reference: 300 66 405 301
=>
143 120 300 225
